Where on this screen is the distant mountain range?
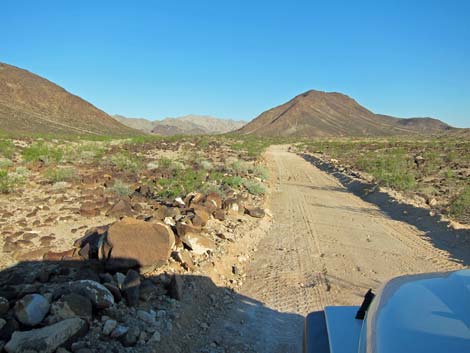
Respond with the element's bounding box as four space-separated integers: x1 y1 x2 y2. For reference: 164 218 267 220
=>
113 114 246 136
0 62 138 136
237 90 454 137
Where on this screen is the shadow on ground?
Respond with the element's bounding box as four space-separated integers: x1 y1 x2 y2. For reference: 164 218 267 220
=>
301 154 470 267
0 258 304 353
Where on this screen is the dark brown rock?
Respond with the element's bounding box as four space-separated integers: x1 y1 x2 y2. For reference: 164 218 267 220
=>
213 209 226 221
245 206 265 218
106 198 134 218
122 270 140 306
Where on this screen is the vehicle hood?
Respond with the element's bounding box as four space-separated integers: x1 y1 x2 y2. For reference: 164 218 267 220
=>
359 269 470 353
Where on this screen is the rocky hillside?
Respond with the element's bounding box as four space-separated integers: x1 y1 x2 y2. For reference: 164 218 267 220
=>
238 90 453 137
114 114 245 135
0 63 138 136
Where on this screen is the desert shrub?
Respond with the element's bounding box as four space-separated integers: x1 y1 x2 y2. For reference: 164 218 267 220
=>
200 160 213 171
243 179 266 195
0 140 15 159
199 182 225 197
450 187 470 221
222 175 244 188
146 161 160 171
253 165 269 180
357 149 416 191
157 169 206 199
108 180 133 197
108 153 141 173
230 160 250 174
0 169 25 193
22 142 64 164
43 167 76 183
0 158 13 169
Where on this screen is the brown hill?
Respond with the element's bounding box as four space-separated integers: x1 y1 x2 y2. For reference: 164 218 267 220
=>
0 63 139 136
238 90 453 137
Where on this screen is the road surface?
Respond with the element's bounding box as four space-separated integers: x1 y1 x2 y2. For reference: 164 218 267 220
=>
201 145 463 353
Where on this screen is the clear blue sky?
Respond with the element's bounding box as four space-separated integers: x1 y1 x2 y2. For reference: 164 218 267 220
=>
1 1 469 127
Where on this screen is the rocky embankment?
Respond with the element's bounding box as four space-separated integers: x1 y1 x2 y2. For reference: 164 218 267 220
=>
0 189 267 353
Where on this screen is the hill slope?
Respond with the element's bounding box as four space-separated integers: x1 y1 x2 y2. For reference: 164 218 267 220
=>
238 90 453 137
114 114 245 135
0 63 138 136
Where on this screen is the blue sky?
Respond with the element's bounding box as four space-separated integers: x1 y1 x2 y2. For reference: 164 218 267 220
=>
1 1 469 127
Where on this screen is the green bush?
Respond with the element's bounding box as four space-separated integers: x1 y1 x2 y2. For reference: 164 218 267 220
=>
43 167 76 183
0 140 15 159
0 158 13 169
22 143 64 164
222 175 244 188
243 179 266 195
253 165 269 180
108 153 141 172
450 187 470 220
0 169 25 193
109 180 133 197
357 149 416 191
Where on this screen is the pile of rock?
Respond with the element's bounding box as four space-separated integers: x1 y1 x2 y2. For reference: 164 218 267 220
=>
48 191 265 274
0 261 180 353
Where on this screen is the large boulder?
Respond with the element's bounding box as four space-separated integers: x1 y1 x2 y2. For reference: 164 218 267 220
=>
68 280 114 309
104 218 175 271
13 294 50 326
5 317 87 353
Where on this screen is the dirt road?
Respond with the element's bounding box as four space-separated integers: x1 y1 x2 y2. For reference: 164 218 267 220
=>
200 145 464 353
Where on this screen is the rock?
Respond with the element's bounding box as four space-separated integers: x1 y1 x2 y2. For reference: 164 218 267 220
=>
49 294 92 322
172 250 194 271
79 203 100 217
121 326 140 347
224 197 243 214
0 297 9 316
155 205 180 221
137 310 156 324
204 192 223 209
103 283 122 302
192 205 211 226
4 317 87 353
148 330 161 343
168 275 184 301
0 318 5 330
139 280 165 301
73 226 108 257
0 318 19 341
213 209 226 221
180 232 215 255
122 270 140 306
104 217 175 272
102 319 117 336
414 155 425 167
114 273 126 289
69 280 114 309
43 249 77 261
175 222 202 237
106 199 134 218
163 217 176 226
245 206 265 218
110 325 128 338
14 294 50 326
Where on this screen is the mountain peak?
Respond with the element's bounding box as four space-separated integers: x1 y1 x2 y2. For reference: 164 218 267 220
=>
238 89 451 137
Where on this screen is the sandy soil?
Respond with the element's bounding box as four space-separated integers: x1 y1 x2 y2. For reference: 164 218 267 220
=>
199 145 467 353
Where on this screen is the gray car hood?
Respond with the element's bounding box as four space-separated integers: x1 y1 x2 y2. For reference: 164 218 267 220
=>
359 269 470 353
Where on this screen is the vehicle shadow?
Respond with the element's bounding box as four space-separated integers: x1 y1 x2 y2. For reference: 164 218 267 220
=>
0 258 305 353
301 153 470 267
